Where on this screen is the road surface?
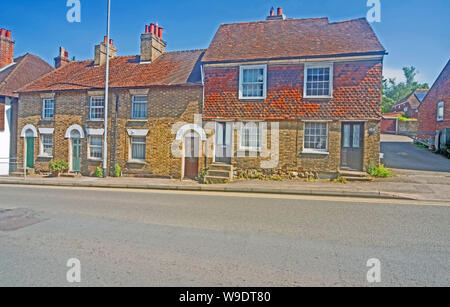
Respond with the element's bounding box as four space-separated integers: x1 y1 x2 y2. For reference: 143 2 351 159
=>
0 185 449 286
381 134 450 172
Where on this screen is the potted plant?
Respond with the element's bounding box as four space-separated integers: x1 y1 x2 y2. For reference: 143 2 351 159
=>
49 160 69 177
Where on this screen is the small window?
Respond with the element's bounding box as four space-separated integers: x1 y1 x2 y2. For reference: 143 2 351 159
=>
90 97 105 120
240 122 261 150
89 136 103 160
40 134 53 157
304 64 333 98
132 96 148 119
304 122 328 153
131 136 146 161
239 65 267 99
437 102 444 121
42 99 55 119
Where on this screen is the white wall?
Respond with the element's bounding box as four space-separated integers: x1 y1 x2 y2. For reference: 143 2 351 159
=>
0 97 11 175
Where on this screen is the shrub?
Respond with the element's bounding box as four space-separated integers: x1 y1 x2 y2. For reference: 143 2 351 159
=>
95 167 103 178
198 168 208 184
368 163 394 178
49 160 69 173
114 164 121 178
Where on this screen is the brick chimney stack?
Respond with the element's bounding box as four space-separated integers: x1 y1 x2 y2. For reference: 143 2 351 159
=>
0 28 15 69
54 47 71 69
266 7 286 21
94 36 117 66
140 22 166 64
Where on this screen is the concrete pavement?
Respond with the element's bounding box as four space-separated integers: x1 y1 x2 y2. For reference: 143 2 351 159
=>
0 185 449 287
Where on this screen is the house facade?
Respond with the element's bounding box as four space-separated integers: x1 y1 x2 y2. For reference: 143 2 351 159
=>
202 10 386 178
391 89 428 119
18 24 205 179
0 28 53 176
418 60 450 144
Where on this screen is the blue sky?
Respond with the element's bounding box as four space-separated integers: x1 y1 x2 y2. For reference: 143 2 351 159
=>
1 0 449 85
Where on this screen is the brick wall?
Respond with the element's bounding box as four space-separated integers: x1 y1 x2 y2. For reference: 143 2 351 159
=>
418 61 450 139
203 59 383 120
18 85 203 178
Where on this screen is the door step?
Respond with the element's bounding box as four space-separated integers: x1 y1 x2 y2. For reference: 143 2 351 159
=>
204 163 233 184
339 170 372 182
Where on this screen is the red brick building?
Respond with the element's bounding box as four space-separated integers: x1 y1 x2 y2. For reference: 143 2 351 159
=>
391 89 428 119
202 9 386 180
418 60 450 143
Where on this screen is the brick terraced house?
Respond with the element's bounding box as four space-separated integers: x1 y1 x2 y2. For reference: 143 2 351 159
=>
17 24 205 179
0 28 53 176
391 89 429 119
201 9 386 181
417 60 450 144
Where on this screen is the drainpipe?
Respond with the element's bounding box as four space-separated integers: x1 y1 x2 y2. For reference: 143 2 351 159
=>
201 63 207 169
112 90 119 169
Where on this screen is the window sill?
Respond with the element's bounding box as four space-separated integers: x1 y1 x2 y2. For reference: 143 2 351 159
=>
38 155 53 159
127 160 146 165
301 150 329 155
303 96 333 99
129 119 148 121
87 119 104 122
238 97 266 101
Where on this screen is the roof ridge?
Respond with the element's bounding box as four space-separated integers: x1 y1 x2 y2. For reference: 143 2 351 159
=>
220 17 329 27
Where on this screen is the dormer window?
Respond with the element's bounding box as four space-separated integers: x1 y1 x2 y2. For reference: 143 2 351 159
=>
304 63 333 98
239 65 267 100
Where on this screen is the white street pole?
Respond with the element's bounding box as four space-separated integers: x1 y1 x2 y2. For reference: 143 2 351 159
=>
103 0 111 178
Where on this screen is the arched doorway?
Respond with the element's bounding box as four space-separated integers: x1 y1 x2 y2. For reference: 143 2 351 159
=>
184 131 200 179
20 124 38 169
65 125 85 173
70 130 81 172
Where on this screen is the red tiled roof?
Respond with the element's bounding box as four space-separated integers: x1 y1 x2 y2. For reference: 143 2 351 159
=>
19 49 205 93
203 17 386 63
0 54 53 97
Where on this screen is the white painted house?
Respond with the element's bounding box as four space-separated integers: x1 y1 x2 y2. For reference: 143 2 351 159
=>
0 28 53 175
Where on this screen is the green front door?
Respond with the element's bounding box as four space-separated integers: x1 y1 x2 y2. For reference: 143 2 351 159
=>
71 138 81 172
26 137 34 169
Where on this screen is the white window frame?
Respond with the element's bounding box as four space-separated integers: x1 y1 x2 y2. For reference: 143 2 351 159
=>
302 121 329 154
89 96 105 120
239 64 267 100
437 101 444 121
303 63 333 99
131 95 148 119
88 135 103 160
130 136 146 162
39 134 53 157
42 99 55 119
239 122 263 151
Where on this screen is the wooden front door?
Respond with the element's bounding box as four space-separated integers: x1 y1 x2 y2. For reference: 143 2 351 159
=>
215 122 232 164
341 122 364 171
26 137 34 169
184 134 199 179
71 138 81 172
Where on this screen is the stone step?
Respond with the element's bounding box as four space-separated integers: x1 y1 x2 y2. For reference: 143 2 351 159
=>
207 170 231 178
9 172 25 178
339 170 368 178
204 175 230 184
342 176 373 182
209 163 233 171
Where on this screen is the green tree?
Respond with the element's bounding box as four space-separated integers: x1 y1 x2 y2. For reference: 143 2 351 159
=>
382 66 429 113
